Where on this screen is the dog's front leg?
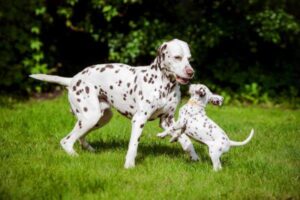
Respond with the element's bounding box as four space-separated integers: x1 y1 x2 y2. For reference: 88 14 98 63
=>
124 113 147 169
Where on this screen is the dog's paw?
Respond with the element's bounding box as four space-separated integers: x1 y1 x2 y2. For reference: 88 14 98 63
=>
190 154 200 161
60 139 78 156
157 132 168 138
124 160 135 169
85 145 96 153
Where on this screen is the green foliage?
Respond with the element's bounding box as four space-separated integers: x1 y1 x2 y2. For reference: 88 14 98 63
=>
247 9 300 44
0 0 49 93
240 83 270 105
0 0 299 104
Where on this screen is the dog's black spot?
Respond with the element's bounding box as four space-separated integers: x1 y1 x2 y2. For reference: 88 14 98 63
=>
106 64 114 69
127 83 131 88
140 124 144 128
85 86 90 94
110 85 113 90
118 80 122 86
76 80 81 86
100 68 105 72
84 107 88 112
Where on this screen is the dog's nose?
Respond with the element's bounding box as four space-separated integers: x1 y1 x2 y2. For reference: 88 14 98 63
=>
185 67 194 77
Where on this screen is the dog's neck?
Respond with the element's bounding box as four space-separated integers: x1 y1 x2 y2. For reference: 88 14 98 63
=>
151 57 177 93
187 98 206 113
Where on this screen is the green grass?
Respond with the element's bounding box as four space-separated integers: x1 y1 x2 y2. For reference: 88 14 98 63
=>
0 94 299 199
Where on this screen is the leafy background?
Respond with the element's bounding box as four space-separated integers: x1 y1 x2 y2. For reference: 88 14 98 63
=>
0 0 299 106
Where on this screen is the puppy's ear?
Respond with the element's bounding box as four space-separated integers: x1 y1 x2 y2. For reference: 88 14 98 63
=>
209 94 224 106
196 87 206 97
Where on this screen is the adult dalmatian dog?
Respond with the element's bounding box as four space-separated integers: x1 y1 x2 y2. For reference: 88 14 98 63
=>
157 84 254 171
30 39 200 168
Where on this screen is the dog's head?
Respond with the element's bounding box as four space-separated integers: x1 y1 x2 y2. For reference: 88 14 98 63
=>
188 84 223 106
157 39 194 85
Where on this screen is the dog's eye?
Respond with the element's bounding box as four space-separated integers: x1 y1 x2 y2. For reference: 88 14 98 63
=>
174 56 182 61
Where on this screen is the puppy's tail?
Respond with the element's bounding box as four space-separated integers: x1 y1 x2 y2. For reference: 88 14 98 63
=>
229 129 254 147
30 74 71 87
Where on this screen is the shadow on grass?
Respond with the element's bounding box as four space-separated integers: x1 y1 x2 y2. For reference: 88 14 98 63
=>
0 95 27 109
90 139 211 164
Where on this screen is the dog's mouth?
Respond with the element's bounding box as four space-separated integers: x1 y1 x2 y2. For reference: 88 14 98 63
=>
175 75 191 85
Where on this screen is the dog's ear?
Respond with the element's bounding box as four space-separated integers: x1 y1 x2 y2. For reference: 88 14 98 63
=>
209 94 224 106
196 87 206 97
157 43 168 60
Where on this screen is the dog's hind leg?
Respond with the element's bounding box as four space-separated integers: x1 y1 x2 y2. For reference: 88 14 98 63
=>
79 107 113 151
60 85 103 155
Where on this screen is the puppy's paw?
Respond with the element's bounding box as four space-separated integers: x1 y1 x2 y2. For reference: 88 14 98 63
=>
157 132 168 138
169 133 181 143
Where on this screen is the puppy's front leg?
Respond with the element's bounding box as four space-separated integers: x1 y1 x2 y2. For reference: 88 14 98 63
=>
157 121 182 138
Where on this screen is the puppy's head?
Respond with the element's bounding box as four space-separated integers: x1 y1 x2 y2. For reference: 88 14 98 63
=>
188 84 223 106
157 39 194 85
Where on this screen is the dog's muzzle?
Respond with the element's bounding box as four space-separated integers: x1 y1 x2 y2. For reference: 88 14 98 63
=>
175 66 194 85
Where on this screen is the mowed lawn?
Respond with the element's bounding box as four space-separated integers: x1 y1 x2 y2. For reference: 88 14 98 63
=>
0 94 299 200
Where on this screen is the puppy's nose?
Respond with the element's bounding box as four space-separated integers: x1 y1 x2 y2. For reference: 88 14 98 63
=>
185 67 194 77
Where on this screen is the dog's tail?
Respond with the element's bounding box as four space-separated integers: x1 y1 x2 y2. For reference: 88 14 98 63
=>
30 74 71 87
229 129 254 147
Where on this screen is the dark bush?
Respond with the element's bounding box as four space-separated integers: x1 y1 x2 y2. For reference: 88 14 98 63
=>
0 0 299 103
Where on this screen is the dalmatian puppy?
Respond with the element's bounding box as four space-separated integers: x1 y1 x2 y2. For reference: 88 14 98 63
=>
30 39 200 168
157 84 254 171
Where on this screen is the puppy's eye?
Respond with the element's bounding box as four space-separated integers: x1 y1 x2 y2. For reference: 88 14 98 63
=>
174 56 182 61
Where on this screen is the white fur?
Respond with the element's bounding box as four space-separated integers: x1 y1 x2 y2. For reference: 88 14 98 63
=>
157 84 254 171
30 39 199 168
